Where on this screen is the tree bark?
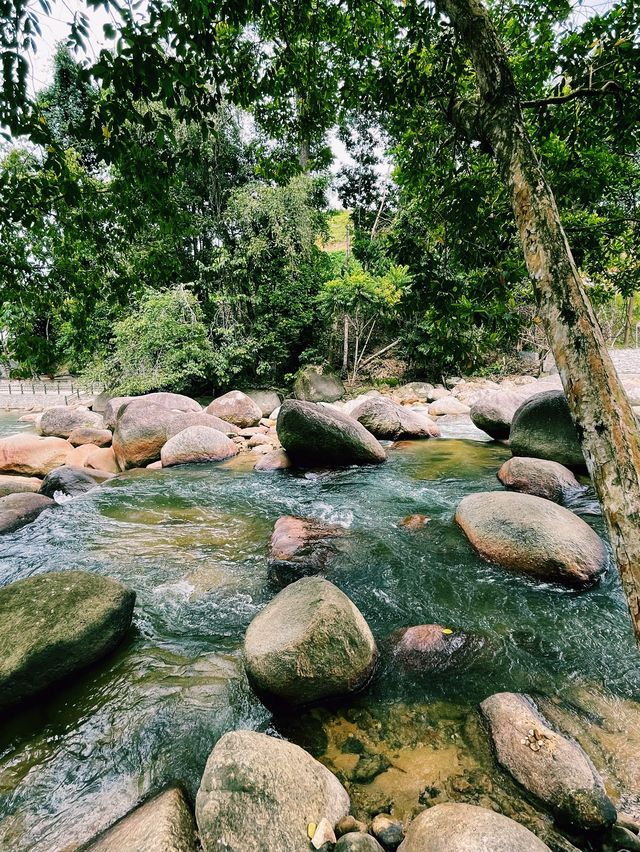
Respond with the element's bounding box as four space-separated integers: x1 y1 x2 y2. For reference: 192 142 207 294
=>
439 0 640 640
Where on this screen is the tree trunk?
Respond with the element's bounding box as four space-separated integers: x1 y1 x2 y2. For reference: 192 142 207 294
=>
439 0 640 640
343 314 349 372
624 293 636 347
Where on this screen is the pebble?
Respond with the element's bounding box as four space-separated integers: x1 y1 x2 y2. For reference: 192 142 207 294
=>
371 813 404 848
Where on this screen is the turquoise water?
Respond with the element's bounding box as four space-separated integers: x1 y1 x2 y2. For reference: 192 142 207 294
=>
0 414 638 848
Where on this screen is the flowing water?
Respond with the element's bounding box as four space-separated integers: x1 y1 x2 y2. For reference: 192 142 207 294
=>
1 413 639 849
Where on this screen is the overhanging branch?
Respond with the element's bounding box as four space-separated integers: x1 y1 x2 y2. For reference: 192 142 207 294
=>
522 80 622 108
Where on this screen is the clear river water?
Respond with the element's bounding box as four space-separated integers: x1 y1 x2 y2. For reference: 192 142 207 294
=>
0 411 639 849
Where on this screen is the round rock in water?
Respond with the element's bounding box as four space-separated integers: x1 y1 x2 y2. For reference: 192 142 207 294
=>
480 692 616 831
0 570 135 710
397 803 551 851
497 456 582 502
244 576 377 706
39 465 111 499
277 399 386 467
38 406 104 439
160 425 239 466
195 730 350 852
455 491 607 587
510 390 585 468
470 389 529 439
0 492 54 534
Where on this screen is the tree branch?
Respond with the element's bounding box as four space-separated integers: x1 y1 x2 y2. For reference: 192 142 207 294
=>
522 80 622 108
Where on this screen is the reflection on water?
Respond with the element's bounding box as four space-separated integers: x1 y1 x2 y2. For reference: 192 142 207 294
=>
0 414 639 849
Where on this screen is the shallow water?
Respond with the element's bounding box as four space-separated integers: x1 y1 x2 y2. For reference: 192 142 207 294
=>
0 414 639 848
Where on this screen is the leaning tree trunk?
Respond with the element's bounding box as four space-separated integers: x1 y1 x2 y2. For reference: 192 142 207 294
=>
438 0 640 640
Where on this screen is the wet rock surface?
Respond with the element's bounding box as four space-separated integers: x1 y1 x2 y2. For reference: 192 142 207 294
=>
481 692 616 831
0 570 135 711
0 491 54 534
195 730 350 852
455 491 607 587
39 465 113 499
497 456 583 502
244 576 377 706
268 514 347 585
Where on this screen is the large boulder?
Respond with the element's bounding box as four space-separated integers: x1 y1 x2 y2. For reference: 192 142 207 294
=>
497 457 582 502
455 491 607 587
83 787 198 852
39 466 113 499
470 390 529 439
160 425 239 467
0 433 73 476
244 576 377 706
113 404 235 469
103 396 136 429
277 400 386 468
105 392 201 430
293 365 346 403
0 492 54 534
195 730 350 852
480 692 616 831
393 382 434 403
269 515 346 585
398 803 551 852
428 397 470 417
68 427 113 448
245 389 282 417
206 391 262 428
254 449 292 472
38 406 104 439
351 397 440 440
0 475 42 497
0 570 135 710
510 390 584 468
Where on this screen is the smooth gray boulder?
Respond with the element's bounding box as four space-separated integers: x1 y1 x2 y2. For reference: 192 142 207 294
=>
206 390 262 428
195 730 350 852
480 692 616 830
455 491 607 587
0 492 54 534
38 406 104 439
160 425 239 467
244 576 377 706
510 390 585 468
497 456 583 502
277 400 386 467
470 389 529 439
245 389 282 417
351 397 440 440
398 803 551 851
82 787 198 851
293 365 346 402
39 466 113 499
0 570 135 710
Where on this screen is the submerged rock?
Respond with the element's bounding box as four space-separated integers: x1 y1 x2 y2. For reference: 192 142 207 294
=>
277 400 386 468
244 576 377 706
68 427 113 447
195 730 350 852
351 397 440 440
0 433 73 476
0 474 42 497
497 456 583 502
510 391 584 468
470 390 529 439
455 491 607 587
398 803 551 851
37 406 104 439
390 624 483 674
39 465 113 499
160 425 239 467
293 364 346 402
206 390 262 428
0 492 54 534
0 570 135 710
268 515 346 585
83 787 198 851
400 514 431 530
480 692 616 831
